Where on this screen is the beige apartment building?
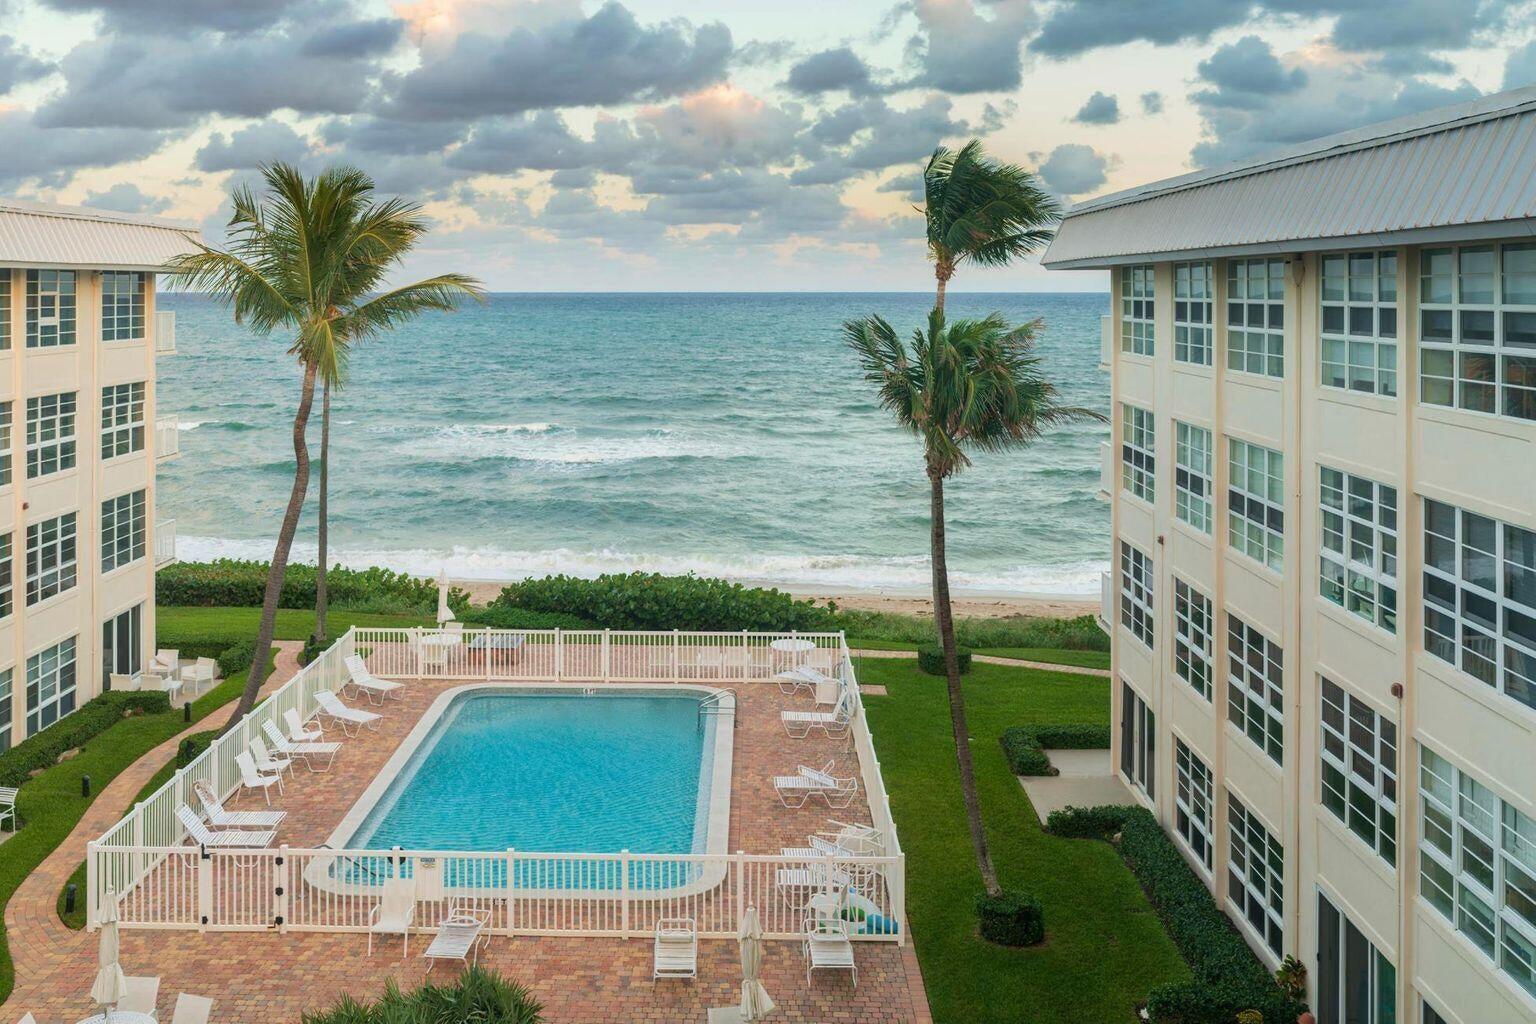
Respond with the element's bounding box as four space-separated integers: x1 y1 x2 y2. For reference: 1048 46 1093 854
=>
0 199 194 750
1043 88 1536 1024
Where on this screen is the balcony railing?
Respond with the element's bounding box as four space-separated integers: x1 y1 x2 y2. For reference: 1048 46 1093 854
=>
1099 570 1113 634
154 310 176 355
1099 314 1112 369
154 518 176 567
1098 440 1113 501
155 415 179 461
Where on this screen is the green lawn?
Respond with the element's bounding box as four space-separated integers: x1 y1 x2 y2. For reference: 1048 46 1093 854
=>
156 605 431 642
858 656 1187 1023
848 638 1110 671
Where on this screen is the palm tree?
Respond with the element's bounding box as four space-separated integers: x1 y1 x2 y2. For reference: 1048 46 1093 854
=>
922 140 1059 314
170 163 484 724
314 378 331 646
845 308 1101 896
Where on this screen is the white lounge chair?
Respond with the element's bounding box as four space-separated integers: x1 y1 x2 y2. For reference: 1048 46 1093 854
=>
248 736 293 779
284 707 325 743
261 719 339 773
783 822 883 860
176 805 275 848
652 917 697 980
120 975 161 1015
0 786 16 832
171 993 214 1024
421 902 491 973
192 779 285 829
17 1013 37 1023
343 654 404 705
773 763 858 809
368 876 417 957
804 918 857 987
782 690 854 739
774 664 836 696
314 690 381 735
180 657 218 696
233 750 283 805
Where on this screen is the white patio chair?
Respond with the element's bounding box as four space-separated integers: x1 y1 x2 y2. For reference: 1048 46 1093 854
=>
781 689 854 739
171 993 214 1024
180 657 218 696
776 865 852 911
343 654 404 705
284 707 325 743
0 787 16 832
110 672 141 692
652 917 697 981
368 876 417 957
261 719 339 773
233 750 283 805
159 673 184 705
120 975 161 1015
421 901 491 973
176 804 275 848
192 779 285 829
314 690 381 735
152 648 180 674
248 736 293 779
804 918 857 987
773 763 858 809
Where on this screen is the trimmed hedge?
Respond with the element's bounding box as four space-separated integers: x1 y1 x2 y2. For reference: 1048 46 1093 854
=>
176 731 217 769
1046 805 1306 1024
216 640 274 680
0 691 169 790
1000 724 1111 776
157 559 467 614
458 604 595 631
975 889 1045 946
496 573 836 632
917 644 972 676
302 965 542 1024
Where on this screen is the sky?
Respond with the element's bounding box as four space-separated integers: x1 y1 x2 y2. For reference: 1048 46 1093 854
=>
0 0 1532 292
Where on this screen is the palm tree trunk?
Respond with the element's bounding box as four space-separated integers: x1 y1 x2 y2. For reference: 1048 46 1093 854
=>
935 259 953 315
314 379 330 644
929 464 1000 896
227 360 319 729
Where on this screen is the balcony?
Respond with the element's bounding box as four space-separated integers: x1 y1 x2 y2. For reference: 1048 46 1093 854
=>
155 518 176 567
155 415 180 461
1099 314 1112 369
154 310 176 355
1098 570 1113 634
1098 440 1113 501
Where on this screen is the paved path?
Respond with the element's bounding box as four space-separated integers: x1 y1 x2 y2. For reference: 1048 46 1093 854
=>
851 648 1111 678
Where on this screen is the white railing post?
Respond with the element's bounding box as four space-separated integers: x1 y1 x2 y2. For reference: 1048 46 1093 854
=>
602 629 611 682
893 854 906 946
506 848 516 937
554 630 563 681
672 630 679 683
740 631 748 681
197 849 212 931
620 849 630 939
86 841 99 928
735 850 745 928
276 845 290 933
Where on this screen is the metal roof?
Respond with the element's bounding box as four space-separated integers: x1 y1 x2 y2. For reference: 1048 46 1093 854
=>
1043 86 1536 269
0 198 201 272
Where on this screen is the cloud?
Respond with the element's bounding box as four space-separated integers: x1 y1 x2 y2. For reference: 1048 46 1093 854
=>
0 110 170 189
1140 91 1164 115
321 116 466 156
195 122 312 172
39 0 308 34
1192 36 1307 110
783 47 876 97
0 35 52 95
906 0 1036 93
301 18 404 57
1072 91 1120 125
1037 143 1110 196
1031 0 1248 57
1505 40 1536 89
82 182 173 214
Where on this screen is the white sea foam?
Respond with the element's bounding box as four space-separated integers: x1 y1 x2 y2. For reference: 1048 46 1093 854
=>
179 420 215 431
408 423 739 465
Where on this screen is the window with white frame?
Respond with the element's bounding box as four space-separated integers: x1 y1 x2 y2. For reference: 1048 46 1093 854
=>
25 270 75 348
0 668 11 752
0 533 13 621
0 272 10 351
1319 467 1398 633
1321 251 1398 396
101 382 146 459
1120 682 1155 800
25 511 76 606
1226 257 1286 378
1420 243 1536 421
1173 577 1213 700
1174 261 1213 365
1228 439 1284 571
1228 613 1284 764
1423 499 1536 713
25 391 76 479
1175 738 1214 871
1317 891 1397 1024
1121 404 1155 502
1228 792 1285 956
1319 677 1397 865
101 490 146 573
1419 744 1536 999
0 402 11 488
1120 265 1155 356
24 635 76 736
1120 540 1154 648
100 271 146 341
1174 421 1212 533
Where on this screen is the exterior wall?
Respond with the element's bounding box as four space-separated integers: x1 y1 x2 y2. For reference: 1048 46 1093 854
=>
1100 243 1536 1024
0 266 166 750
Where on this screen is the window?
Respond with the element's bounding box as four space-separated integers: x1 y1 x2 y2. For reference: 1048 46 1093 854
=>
25 512 76 606
103 603 142 687
25 270 75 348
0 668 10 752
1321 251 1398 396
0 402 11 487
1228 792 1284 956
1173 578 1213 700
1174 262 1213 365
1175 738 1214 871
1120 265 1155 356
1120 682 1155 800
1228 613 1284 764
1226 258 1285 378
1423 499 1536 712
101 490 146 572
1317 891 1397 1024
1319 677 1397 865
1319 467 1398 633
25 391 76 479
1121 404 1155 502
0 533 13 620
0 272 10 351
1420 243 1536 421
101 271 146 341
1419 744 1536 999
1228 439 1284 571
25 636 76 736
1120 541 1154 648
101 382 146 459
1174 421 1213 533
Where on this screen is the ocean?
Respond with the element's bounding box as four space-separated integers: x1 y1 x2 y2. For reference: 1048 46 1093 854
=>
156 291 1112 597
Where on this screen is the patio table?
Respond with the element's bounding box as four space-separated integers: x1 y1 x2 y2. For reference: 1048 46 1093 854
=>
77 1013 157 1024
770 637 816 670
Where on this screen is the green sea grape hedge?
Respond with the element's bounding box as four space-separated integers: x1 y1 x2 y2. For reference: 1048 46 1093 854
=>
974 889 1045 946
1045 805 1306 1024
495 572 837 632
157 559 469 614
457 603 595 631
0 691 170 790
838 609 1109 652
1000 724 1112 776
916 644 972 676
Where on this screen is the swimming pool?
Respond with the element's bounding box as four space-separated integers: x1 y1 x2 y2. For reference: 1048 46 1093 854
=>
334 686 730 858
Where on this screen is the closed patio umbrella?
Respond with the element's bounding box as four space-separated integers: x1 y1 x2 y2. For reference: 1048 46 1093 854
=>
738 905 775 1022
436 569 455 626
90 890 127 1018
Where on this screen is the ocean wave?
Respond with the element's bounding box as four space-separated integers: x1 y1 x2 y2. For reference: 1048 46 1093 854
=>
178 420 254 432
406 424 742 466
175 535 1105 597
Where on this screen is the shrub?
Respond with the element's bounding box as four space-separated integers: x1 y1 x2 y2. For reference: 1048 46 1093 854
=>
216 640 274 681
301 965 542 1024
496 573 836 632
0 691 169 789
157 559 467 614
1000 724 1110 776
836 609 1109 652
458 603 595 631
974 889 1045 946
917 644 972 676
1047 805 1306 1023
300 633 329 667
176 731 217 768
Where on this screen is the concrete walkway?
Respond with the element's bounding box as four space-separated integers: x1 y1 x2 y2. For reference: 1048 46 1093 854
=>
851 648 1110 678
1017 749 1137 826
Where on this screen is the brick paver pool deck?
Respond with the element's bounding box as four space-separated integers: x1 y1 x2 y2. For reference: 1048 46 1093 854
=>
4 650 931 1023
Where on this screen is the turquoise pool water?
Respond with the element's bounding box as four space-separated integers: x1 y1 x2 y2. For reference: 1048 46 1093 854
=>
347 690 717 856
